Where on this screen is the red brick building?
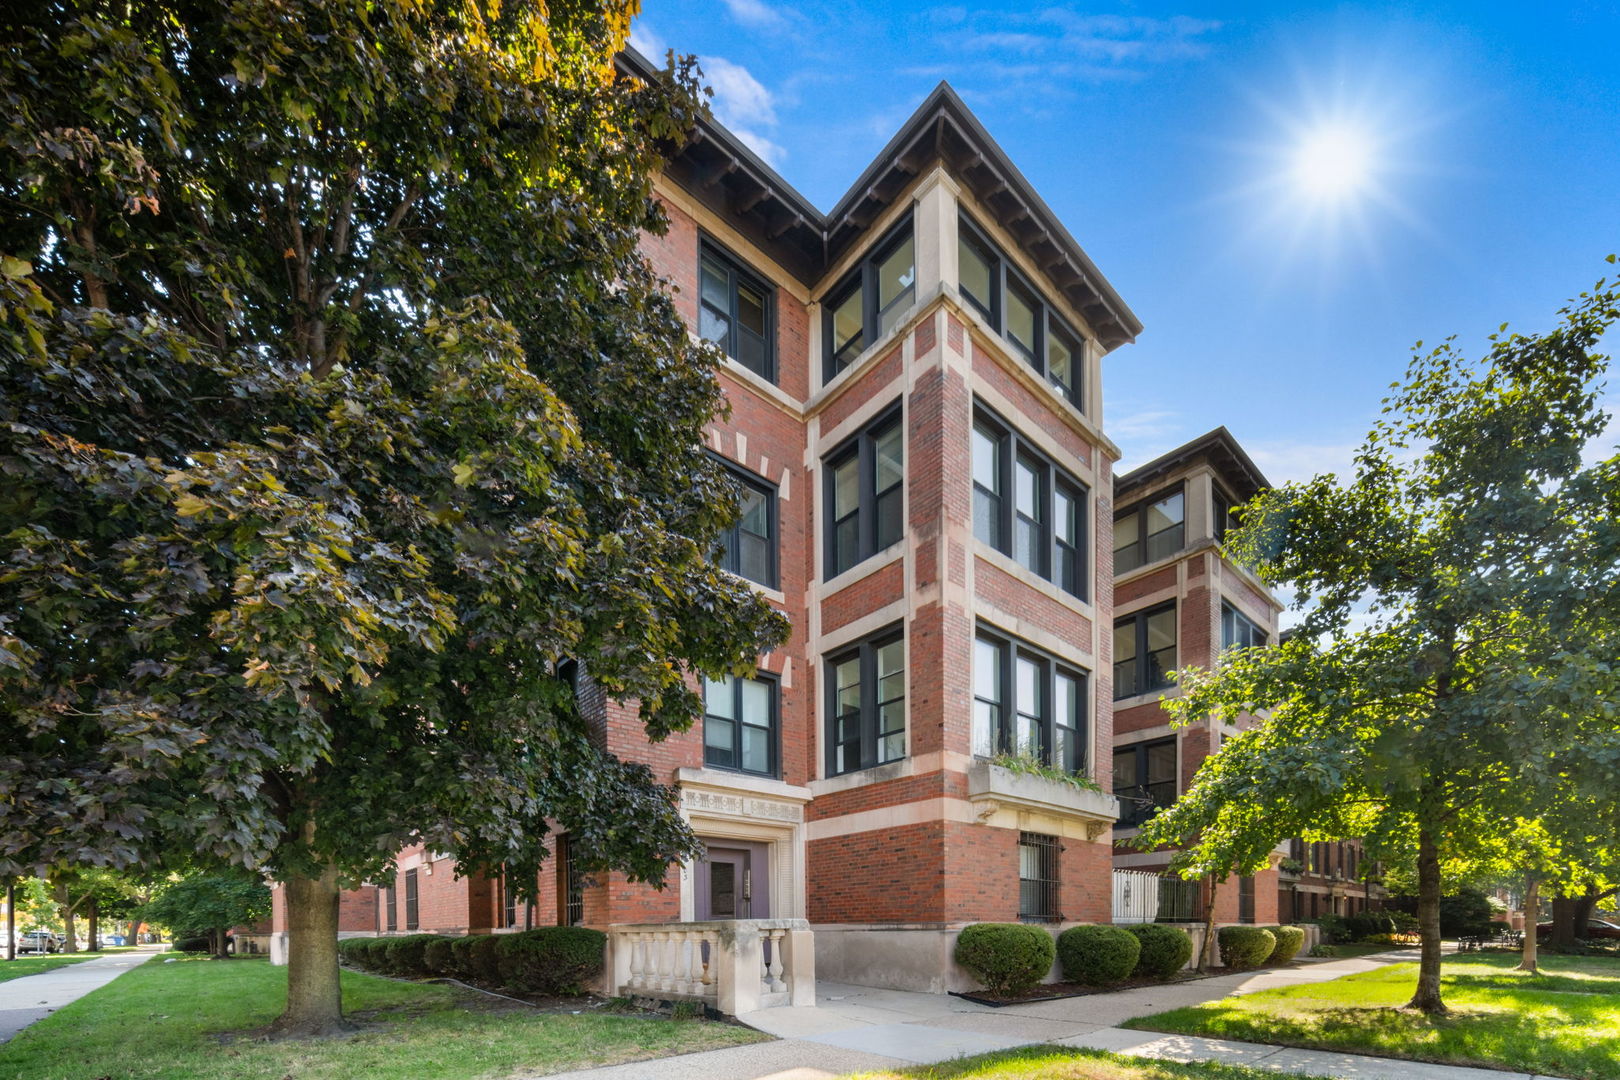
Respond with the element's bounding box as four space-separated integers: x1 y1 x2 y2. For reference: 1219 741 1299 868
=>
271 54 1336 991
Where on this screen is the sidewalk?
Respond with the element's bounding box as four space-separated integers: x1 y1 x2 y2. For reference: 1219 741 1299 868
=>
535 948 1550 1080
0 947 158 1042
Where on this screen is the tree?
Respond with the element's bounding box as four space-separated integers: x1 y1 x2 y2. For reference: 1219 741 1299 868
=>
1 0 785 1036
142 872 272 958
1137 271 1620 1014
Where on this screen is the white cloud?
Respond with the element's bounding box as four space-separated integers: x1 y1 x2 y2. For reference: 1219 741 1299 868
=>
1245 439 1364 487
722 0 787 32
627 21 665 61
701 56 788 167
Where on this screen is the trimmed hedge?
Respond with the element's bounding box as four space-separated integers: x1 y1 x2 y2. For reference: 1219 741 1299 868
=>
422 936 455 975
1126 924 1193 978
1218 926 1276 970
493 927 607 995
174 936 211 953
1266 925 1306 964
1056 924 1140 986
954 923 1055 995
337 937 375 968
382 934 444 976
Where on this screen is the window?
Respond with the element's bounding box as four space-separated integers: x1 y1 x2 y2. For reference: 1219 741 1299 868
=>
824 219 915 380
404 868 419 931
385 884 397 932
972 407 1088 598
1238 876 1256 924
956 215 1086 410
824 406 903 577
717 465 777 588
699 244 774 381
1018 832 1060 923
1221 603 1268 651
1114 487 1185 574
703 673 778 777
1113 738 1177 828
974 628 1087 774
1114 603 1176 699
557 835 584 927
1213 486 1241 544
826 628 905 776
501 866 519 929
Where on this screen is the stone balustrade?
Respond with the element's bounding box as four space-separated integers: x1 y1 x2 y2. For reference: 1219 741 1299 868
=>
607 918 814 1015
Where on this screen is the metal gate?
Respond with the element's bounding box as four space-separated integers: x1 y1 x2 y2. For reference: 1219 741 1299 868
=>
1112 869 1161 923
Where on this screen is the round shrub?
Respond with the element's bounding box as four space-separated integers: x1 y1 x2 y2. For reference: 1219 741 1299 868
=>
454 934 502 984
337 937 375 968
954 923 1055 995
350 938 391 971
493 927 607 995
1057 924 1140 986
422 936 455 975
1126 924 1194 978
1218 926 1276 970
449 935 481 979
1267 925 1306 964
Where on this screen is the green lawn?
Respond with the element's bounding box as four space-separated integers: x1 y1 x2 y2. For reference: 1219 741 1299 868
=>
0 955 99 983
844 1046 1307 1079
1307 943 1412 959
0 954 766 1080
1125 952 1620 1079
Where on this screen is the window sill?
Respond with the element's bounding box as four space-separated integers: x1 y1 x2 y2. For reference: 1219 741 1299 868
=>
818 541 905 597
719 354 803 415
721 568 786 607
972 544 1092 620
676 766 813 804
966 760 1118 834
807 756 913 796
1112 685 1182 710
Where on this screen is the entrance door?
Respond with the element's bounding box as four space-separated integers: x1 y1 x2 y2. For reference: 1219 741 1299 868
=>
695 841 770 920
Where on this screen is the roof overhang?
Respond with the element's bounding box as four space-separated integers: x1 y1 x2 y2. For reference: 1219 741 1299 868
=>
617 49 1142 352
1116 426 1271 502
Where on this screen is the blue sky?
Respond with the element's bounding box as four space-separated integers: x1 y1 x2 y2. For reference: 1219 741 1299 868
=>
630 1 1620 480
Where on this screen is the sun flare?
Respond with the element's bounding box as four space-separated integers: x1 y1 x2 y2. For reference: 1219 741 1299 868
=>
1293 124 1376 200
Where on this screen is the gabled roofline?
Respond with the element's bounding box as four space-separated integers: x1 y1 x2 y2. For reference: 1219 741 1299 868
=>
617 48 1142 352
1116 427 1271 502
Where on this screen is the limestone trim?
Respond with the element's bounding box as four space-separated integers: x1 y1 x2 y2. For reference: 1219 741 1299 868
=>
971 543 1096 623
966 761 1118 841
677 771 808 921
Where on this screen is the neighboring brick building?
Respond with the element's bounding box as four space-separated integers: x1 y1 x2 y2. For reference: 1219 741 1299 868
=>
1105 430 1284 927
271 53 1345 990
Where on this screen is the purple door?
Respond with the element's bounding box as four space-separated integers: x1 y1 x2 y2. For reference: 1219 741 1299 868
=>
695 841 770 920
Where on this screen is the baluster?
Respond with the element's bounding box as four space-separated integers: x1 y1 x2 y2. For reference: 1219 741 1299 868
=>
653 931 672 992
673 931 694 995
627 932 644 990
698 931 714 996
767 929 786 992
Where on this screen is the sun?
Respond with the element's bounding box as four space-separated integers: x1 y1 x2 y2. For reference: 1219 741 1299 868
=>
1292 124 1377 201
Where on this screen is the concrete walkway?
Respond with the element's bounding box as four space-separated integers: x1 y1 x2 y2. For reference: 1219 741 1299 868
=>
0 947 157 1042
537 949 1556 1080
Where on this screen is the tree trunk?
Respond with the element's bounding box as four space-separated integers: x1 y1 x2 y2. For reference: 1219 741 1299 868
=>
4 882 13 961
1198 876 1221 972
1405 827 1448 1014
87 898 98 952
1517 877 1539 974
268 862 352 1038
1550 894 1578 947
125 919 140 946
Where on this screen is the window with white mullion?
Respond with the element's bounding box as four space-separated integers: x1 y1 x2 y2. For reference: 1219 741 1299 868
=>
974 626 1089 774
972 405 1088 600
825 628 906 776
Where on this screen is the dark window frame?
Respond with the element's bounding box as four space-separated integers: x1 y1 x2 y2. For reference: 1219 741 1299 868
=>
824 625 906 777
557 835 585 927
1221 602 1268 652
715 459 779 589
957 213 1087 411
974 625 1088 775
1018 832 1061 923
702 670 780 778
404 868 419 931
698 238 776 383
1212 485 1242 544
385 883 397 932
1114 484 1186 574
823 403 904 578
501 866 519 929
1113 736 1178 828
1114 601 1177 700
972 405 1089 600
1238 875 1256 924
823 216 916 382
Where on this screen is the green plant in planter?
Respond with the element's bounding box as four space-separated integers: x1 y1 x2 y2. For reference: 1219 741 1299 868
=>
987 752 1102 794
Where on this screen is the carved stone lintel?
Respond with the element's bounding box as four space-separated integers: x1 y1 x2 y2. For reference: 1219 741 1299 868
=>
681 787 803 824
974 799 1000 824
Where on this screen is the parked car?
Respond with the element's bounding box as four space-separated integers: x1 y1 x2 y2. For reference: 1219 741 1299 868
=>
17 931 60 954
1536 918 1620 940
97 934 126 947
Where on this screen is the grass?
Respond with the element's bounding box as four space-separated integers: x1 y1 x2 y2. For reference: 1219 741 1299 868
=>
0 954 100 982
842 1045 1308 1079
0 953 766 1080
1125 951 1620 1079
1307 943 1410 959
